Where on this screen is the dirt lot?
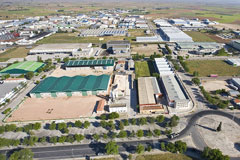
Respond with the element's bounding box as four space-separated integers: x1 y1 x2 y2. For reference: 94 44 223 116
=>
198 115 240 157
131 44 161 56
214 23 240 30
49 67 113 77
7 96 102 122
202 80 230 92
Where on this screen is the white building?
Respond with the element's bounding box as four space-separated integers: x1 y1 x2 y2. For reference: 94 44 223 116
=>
226 59 240 66
155 58 174 76
109 103 127 113
158 27 193 42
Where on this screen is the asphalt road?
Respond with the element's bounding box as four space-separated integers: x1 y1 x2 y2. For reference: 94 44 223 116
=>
0 110 239 159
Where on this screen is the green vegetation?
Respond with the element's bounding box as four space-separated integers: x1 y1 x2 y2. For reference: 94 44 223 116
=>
135 61 151 78
165 44 172 54
136 144 145 154
202 147 230 160
184 31 215 42
2 108 11 114
0 47 29 62
169 115 180 127
186 60 240 77
215 48 228 56
105 141 119 155
9 148 34 160
136 153 192 160
99 112 120 120
192 77 201 86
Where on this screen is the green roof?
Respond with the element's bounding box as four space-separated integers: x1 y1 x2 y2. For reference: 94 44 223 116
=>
30 75 110 93
65 59 115 67
0 61 45 75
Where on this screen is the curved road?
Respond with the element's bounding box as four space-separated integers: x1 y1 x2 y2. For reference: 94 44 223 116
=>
0 110 239 159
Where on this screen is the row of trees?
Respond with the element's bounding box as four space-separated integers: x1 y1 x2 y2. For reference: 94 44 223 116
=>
99 112 120 120
178 56 189 72
200 86 229 109
48 120 91 132
0 123 41 134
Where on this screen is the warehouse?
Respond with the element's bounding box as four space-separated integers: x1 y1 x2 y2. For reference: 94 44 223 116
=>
158 27 193 42
30 74 111 98
161 75 190 109
136 36 163 43
230 40 240 51
226 59 240 66
153 19 172 27
64 59 115 71
138 77 164 114
29 43 93 57
231 78 240 90
79 29 127 37
175 42 222 54
169 19 187 25
107 40 130 54
155 58 174 76
0 61 44 76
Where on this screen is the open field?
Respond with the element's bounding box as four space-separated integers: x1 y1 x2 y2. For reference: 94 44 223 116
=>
135 61 151 78
0 47 29 62
184 31 215 42
7 96 101 122
128 29 151 37
186 60 240 77
50 67 113 77
132 44 161 56
37 33 137 44
202 80 230 92
136 153 193 160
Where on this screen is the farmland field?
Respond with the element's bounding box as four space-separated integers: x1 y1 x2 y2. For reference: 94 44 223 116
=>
184 31 215 42
136 153 193 160
186 60 240 77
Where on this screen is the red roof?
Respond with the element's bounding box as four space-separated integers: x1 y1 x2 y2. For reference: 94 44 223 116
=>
97 99 105 112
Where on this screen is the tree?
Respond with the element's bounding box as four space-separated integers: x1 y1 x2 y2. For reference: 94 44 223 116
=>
156 115 165 123
0 126 5 134
50 136 58 144
39 137 46 143
100 114 107 120
100 120 107 128
146 145 152 152
102 133 108 139
139 117 147 125
66 135 75 143
202 147 230 160
160 142 166 151
119 121 124 130
108 112 119 119
129 131 135 138
25 72 34 80
92 134 100 141
33 123 41 130
165 44 172 54
193 71 199 77
169 115 180 127
9 148 34 160
130 118 136 125
118 130 127 138
123 119 129 126
153 129 161 136
58 136 66 143
105 141 119 155
146 130 152 137
63 57 69 63
174 140 187 153
74 134 84 142
136 130 144 138
57 123 67 130
166 142 176 153
216 122 222 132
61 127 69 134
83 121 90 129
49 122 56 130
74 120 82 128
192 77 201 86
147 117 155 124
136 144 145 154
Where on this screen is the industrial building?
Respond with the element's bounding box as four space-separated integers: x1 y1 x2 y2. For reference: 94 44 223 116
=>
30 74 110 98
153 19 172 27
64 59 115 70
155 58 174 76
0 79 26 105
107 40 130 54
136 36 163 43
138 77 164 114
79 29 127 37
175 42 222 54
109 103 127 113
0 61 44 76
226 59 240 66
29 43 93 57
230 40 240 51
231 78 240 90
161 75 190 109
158 27 193 42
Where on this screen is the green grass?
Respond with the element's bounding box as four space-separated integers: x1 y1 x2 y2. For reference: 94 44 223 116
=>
184 31 215 42
186 60 240 77
0 47 29 62
136 153 193 160
135 61 151 78
37 33 137 44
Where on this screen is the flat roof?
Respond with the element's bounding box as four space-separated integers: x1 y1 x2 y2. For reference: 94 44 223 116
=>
65 59 115 67
138 77 161 105
0 82 19 99
0 61 44 74
107 40 130 45
31 74 110 94
162 75 187 101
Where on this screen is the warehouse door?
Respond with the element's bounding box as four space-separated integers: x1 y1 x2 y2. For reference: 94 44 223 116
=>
82 91 87 96
36 93 42 98
66 92 72 97
51 92 57 98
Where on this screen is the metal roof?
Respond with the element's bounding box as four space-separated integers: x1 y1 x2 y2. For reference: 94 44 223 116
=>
65 59 115 67
31 75 110 93
0 61 44 74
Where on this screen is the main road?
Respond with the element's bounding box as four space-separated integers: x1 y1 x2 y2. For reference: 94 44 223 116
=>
0 110 239 159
